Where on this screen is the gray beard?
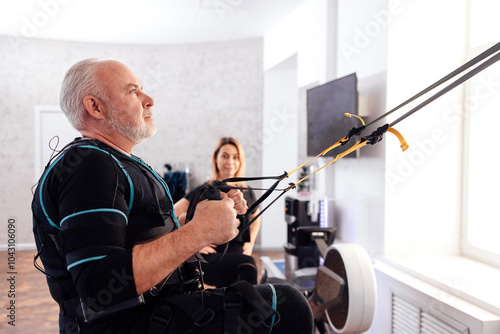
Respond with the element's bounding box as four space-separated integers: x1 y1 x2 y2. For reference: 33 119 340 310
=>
107 109 157 144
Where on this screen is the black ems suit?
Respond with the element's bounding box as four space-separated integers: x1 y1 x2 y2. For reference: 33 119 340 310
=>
32 139 313 333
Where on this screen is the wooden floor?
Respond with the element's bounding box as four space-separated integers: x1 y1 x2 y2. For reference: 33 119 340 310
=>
0 249 284 333
0 249 60 333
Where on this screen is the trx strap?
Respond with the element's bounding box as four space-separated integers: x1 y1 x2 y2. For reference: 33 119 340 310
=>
224 281 280 332
184 181 232 264
345 41 500 145
147 293 215 333
167 294 215 326
147 282 279 333
196 41 500 241
389 46 500 127
221 173 289 216
184 176 289 263
148 303 173 333
188 121 407 238
369 41 500 128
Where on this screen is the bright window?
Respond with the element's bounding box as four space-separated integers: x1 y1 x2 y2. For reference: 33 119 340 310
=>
462 0 500 267
462 53 500 266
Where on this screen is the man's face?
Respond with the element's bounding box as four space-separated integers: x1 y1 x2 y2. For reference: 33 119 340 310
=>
99 61 157 143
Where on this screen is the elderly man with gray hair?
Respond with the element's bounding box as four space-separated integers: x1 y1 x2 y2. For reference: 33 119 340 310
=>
32 59 313 333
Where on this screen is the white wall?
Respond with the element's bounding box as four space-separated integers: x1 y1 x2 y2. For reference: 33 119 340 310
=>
261 0 388 256
0 36 263 245
263 0 329 85
329 0 389 257
261 55 298 249
260 0 332 249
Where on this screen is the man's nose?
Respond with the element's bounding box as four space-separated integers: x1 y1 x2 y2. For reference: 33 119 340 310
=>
144 93 154 108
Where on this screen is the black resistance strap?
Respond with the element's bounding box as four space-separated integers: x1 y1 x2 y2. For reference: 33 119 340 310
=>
356 41 500 141
189 40 500 260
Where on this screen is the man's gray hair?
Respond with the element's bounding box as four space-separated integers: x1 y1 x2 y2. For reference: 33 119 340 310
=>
59 58 108 130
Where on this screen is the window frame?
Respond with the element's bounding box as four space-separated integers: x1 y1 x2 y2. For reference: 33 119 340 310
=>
461 42 500 269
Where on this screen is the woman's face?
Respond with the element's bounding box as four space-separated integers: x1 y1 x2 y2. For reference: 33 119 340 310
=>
216 144 240 179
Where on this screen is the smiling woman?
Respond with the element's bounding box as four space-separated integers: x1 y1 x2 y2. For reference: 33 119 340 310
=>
174 137 262 287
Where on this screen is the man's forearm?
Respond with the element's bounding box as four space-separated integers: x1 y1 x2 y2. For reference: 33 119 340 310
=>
131 222 206 295
133 194 241 295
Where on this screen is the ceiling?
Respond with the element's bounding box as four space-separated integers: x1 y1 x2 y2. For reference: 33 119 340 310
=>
0 0 307 45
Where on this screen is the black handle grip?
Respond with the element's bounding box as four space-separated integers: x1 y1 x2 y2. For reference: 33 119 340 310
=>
185 180 243 225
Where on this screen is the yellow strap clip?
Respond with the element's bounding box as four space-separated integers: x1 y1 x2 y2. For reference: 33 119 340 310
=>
344 113 366 126
287 114 364 177
387 127 409 151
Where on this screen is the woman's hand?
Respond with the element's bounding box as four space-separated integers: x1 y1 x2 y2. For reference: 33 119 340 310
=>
242 242 254 256
199 245 217 254
226 189 247 215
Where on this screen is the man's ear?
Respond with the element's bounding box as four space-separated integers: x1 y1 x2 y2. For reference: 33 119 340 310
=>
83 95 106 120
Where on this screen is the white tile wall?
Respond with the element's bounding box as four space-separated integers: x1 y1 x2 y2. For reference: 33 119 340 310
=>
0 36 263 244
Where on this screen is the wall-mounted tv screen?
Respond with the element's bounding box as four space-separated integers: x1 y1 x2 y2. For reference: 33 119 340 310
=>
307 73 358 157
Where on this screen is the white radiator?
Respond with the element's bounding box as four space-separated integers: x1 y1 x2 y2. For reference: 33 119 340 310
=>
392 294 469 334
372 260 500 334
